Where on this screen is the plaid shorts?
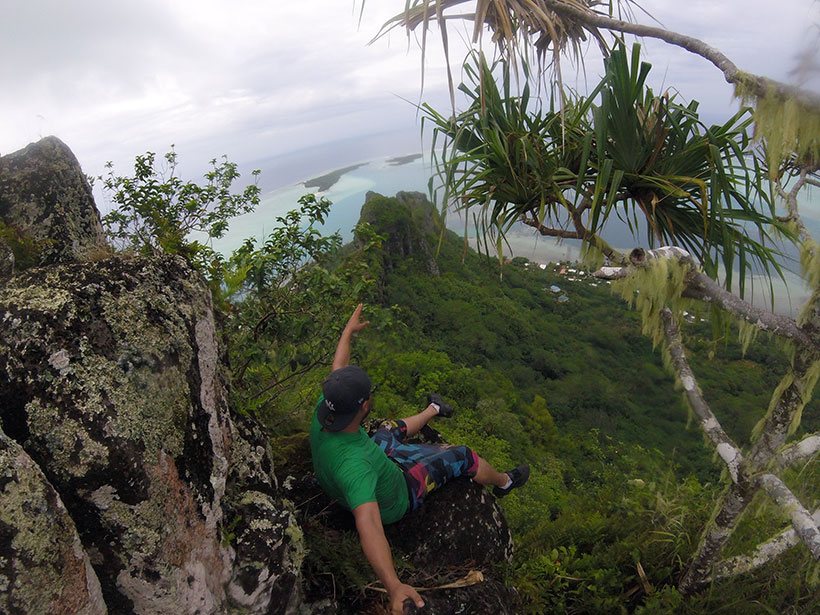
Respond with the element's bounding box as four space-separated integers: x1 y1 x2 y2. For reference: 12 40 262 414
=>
371 419 479 513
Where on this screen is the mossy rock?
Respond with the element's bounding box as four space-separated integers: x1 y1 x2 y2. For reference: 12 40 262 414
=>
0 136 107 266
0 253 302 613
0 428 106 615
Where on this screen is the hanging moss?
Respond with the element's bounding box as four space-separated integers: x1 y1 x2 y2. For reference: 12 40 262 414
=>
737 320 761 357
751 357 820 443
798 237 820 293
580 241 605 271
789 359 820 437
612 256 690 347
734 79 820 173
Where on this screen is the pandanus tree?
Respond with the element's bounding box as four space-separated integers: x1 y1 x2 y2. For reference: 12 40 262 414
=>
370 0 820 596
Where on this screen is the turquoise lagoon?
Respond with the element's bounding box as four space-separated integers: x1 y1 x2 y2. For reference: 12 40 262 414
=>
213 155 819 315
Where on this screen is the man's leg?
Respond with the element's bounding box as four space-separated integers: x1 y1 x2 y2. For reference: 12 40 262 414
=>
399 446 527 505
471 455 510 489
401 404 438 437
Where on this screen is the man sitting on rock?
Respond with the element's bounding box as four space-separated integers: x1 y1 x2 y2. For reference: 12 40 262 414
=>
310 304 530 614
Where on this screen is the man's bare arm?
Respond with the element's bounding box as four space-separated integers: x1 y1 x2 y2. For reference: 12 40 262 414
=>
352 502 424 614
332 303 369 372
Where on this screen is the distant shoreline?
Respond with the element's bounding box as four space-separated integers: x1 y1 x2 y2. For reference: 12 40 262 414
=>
302 154 424 192
386 153 422 166
304 163 368 192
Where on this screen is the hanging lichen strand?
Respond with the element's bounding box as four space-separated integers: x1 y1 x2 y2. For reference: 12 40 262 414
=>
612 256 689 348
798 234 820 294
735 78 820 175
580 240 606 272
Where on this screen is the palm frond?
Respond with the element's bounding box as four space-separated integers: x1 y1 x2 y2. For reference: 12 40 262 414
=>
421 44 795 293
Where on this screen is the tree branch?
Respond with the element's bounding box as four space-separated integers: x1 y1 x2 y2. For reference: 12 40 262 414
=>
520 207 628 265
775 433 820 469
681 270 812 346
660 308 744 482
758 474 820 559
565 199 629 265
776 167 816 245
594 246 812 346
538 0 820 111
712 508 820 581
520 217 582 239
747 337 820 468
679 481 754 594
593 265 628 280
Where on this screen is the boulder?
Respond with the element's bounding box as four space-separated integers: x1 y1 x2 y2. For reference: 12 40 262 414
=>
0 136 107 265
278 424 516 614
0 427 106 615
223 413 304 613
0 237 13 281
0 254 301 614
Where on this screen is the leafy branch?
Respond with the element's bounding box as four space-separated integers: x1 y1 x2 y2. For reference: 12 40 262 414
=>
100 147 260 274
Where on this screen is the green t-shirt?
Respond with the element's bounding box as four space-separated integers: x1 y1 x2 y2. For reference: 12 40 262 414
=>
309 396 409 525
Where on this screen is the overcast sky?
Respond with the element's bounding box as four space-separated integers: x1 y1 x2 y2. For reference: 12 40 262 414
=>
2 0 818 185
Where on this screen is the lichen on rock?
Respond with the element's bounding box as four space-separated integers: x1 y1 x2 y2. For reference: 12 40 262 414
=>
0 253 300 613
0 137 304 614
0 428 106 615
0 136 107 266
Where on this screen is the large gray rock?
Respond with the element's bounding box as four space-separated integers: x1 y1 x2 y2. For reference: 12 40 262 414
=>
0 427 106 615
223 413 303 613
0 136 106 265
0 254 301 614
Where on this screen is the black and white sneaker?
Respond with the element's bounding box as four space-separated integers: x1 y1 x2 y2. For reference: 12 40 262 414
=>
427 393 453 418
493 464 530 498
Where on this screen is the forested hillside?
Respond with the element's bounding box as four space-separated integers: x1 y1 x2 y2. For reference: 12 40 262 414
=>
266 191 818 613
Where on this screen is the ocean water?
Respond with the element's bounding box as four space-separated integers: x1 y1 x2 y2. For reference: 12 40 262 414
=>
208 154 434 256
212 154 819 316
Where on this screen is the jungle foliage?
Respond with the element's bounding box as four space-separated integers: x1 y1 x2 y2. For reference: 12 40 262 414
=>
97 142 817 610
264 193 818 613
99 148 261 280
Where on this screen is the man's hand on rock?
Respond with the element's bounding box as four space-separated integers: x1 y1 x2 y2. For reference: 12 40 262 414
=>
389 582 424 614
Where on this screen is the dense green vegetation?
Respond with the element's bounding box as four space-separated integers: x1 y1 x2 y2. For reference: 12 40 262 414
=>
268 193 818 613
94 2 818 610
99 154 816 612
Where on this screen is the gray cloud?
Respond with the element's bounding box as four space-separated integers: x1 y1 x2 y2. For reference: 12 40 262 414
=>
1 0 817 184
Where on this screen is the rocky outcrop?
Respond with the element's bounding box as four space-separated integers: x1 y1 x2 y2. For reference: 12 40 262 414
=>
0 428 107 615
223 414 303 612
0 136 106 266
360 191 441 276
0 254 301 614
278 426 517 614
0 237 13 281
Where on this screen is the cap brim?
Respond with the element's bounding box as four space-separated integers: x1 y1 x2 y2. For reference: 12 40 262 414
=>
317 398 358 432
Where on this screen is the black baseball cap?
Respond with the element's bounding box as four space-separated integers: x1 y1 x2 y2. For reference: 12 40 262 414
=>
318 365 372 432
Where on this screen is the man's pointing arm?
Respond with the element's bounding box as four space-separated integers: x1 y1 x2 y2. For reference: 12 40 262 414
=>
332 303 369 372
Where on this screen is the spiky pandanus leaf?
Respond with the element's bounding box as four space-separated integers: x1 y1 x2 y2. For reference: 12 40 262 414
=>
422 45 792 293
590 45 790 289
